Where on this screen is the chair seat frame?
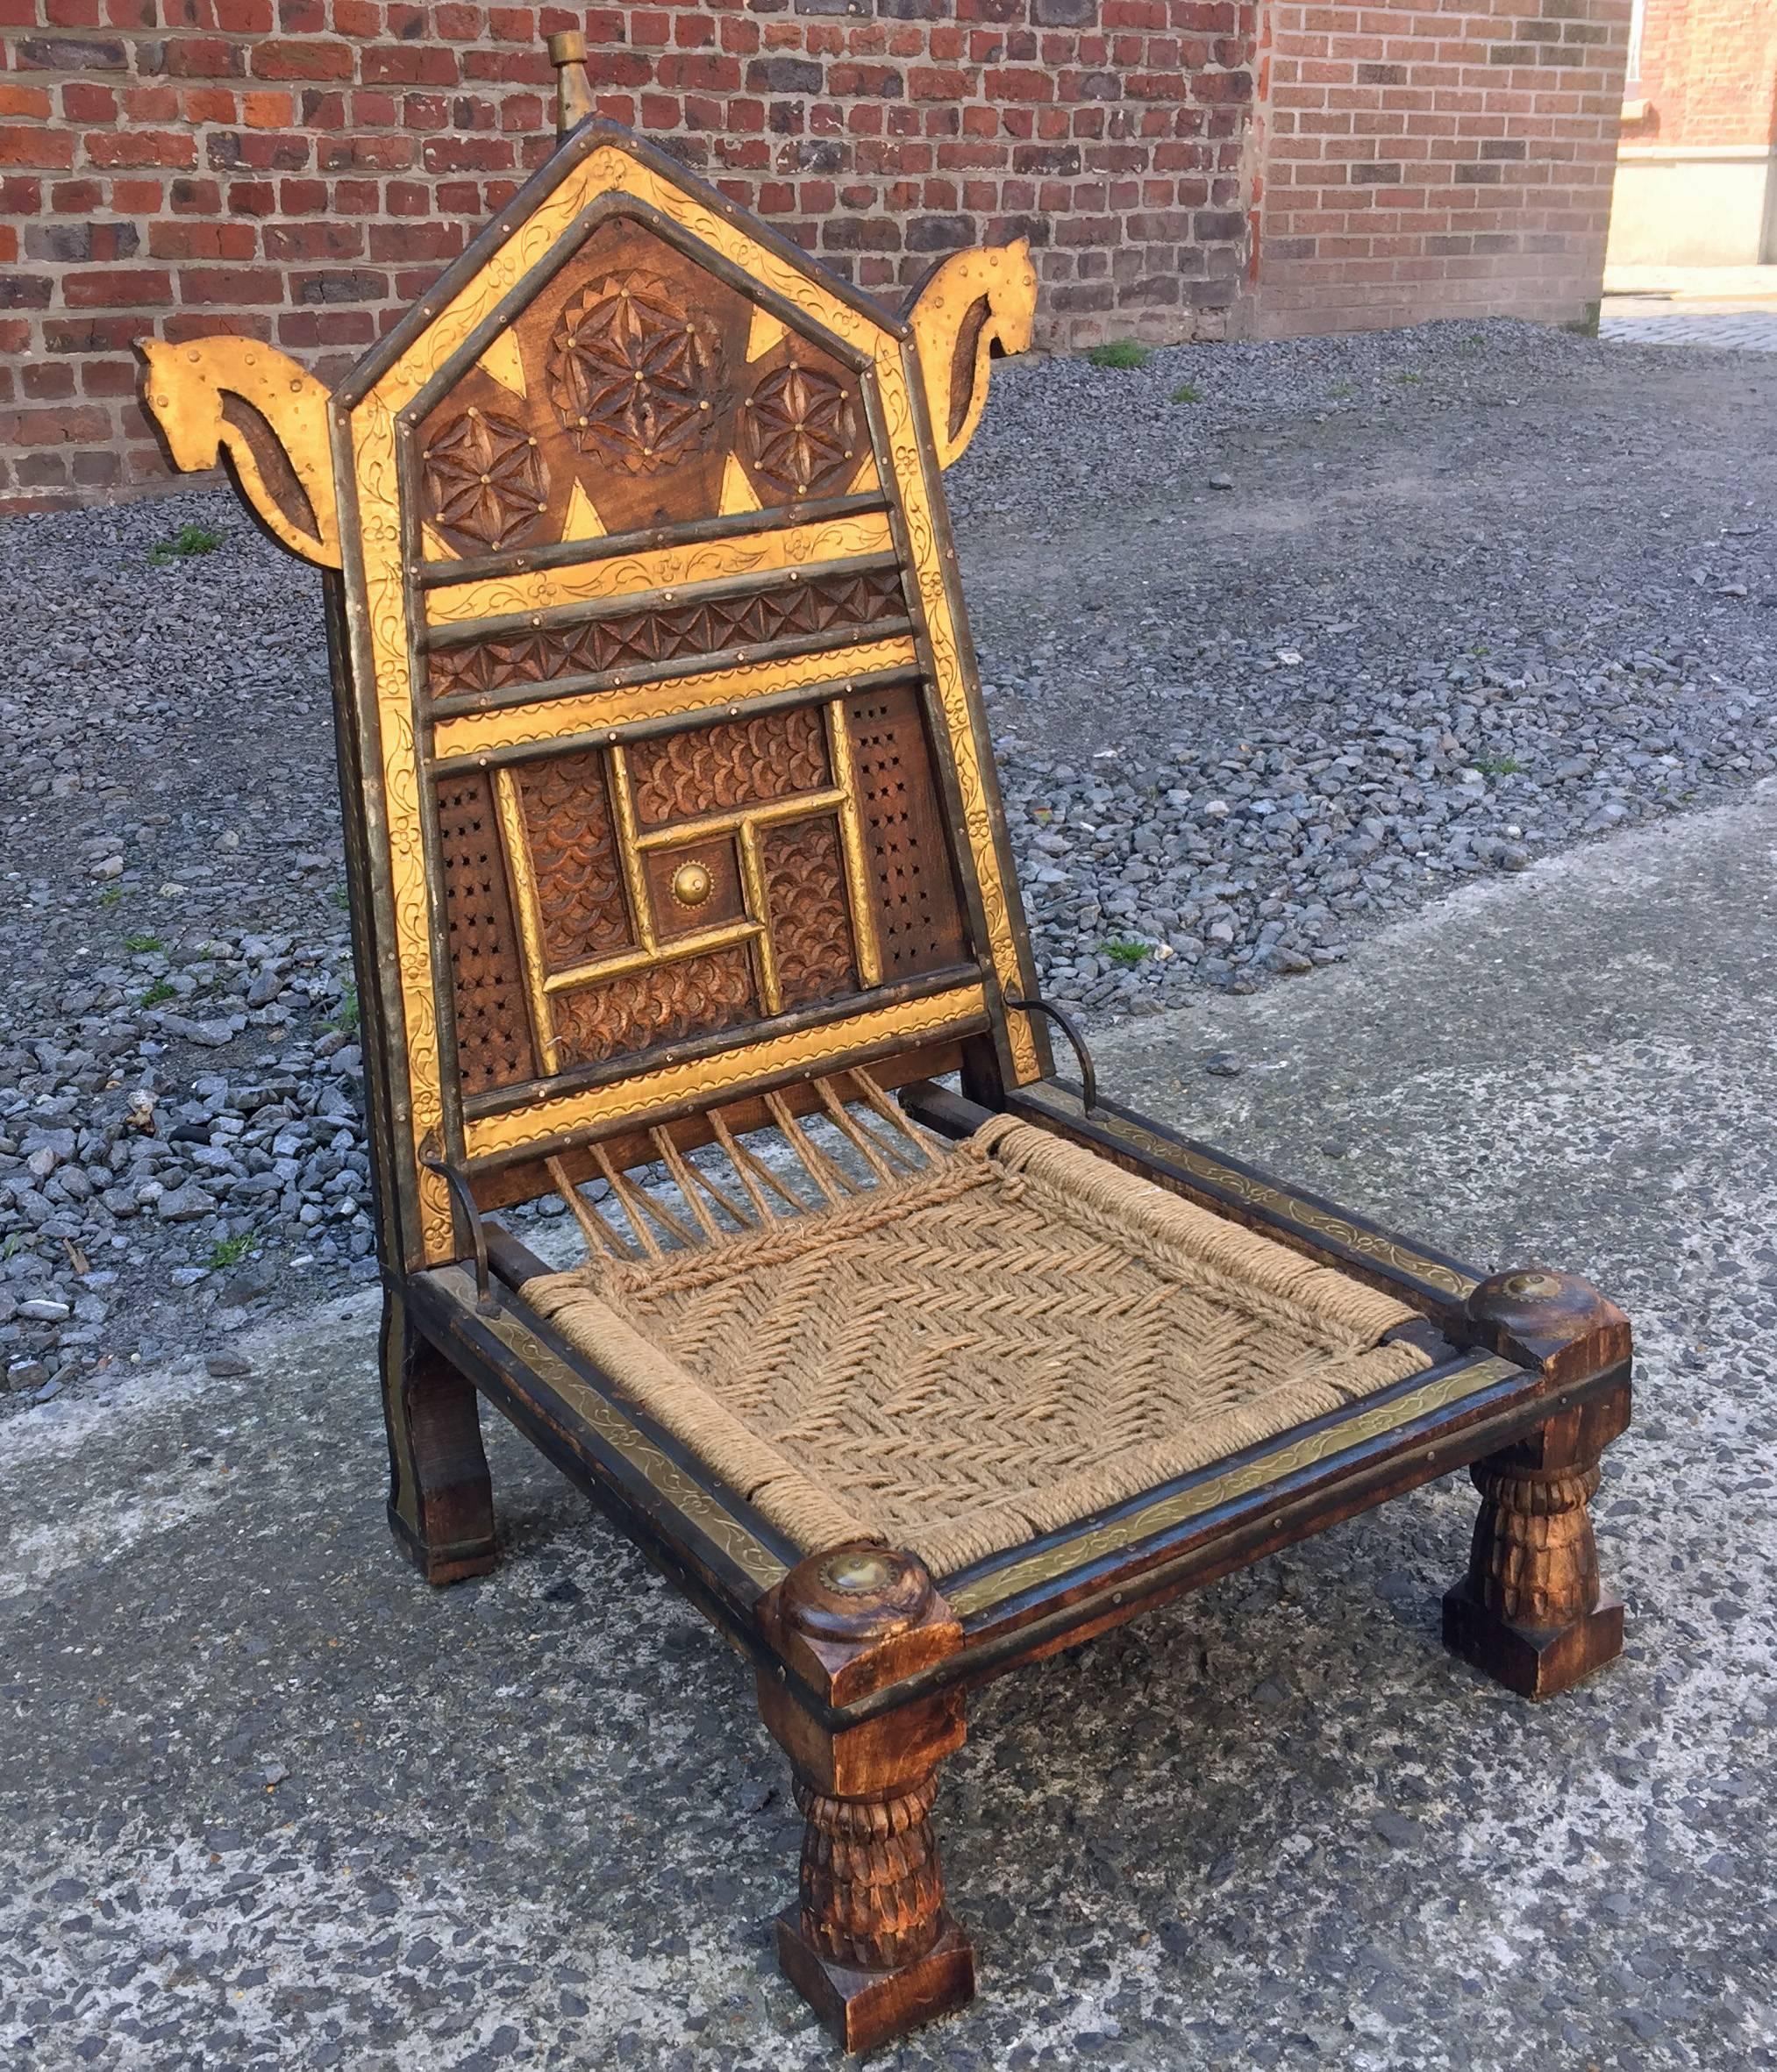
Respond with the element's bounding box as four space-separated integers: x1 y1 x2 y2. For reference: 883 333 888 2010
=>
393 1065 1630 2049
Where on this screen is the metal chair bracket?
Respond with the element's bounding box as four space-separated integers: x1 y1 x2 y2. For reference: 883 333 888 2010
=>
1006 993 1102 1116
422 1141 496 1314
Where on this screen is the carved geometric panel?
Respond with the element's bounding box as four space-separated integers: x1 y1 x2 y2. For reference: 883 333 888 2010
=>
514 750 634 971
845 682 969 979
435 772 538 1095
425 563 908 701
553 943 759 1070
627 705 831 829
742 361 861 502
413 213 874 557
420 404 549 556
761 814 859 1012
546 270 721 475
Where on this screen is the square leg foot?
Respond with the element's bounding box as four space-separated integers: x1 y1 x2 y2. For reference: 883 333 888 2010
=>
388 1504 498 1586
775 1907 974 2052
1442 1579 1624 1701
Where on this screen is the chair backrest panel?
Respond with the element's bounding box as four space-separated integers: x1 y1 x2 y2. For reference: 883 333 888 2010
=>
140 115 1044 1268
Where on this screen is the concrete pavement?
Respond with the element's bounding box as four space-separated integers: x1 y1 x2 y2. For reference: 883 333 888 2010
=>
1602 261 1777 349
4 788 1776 2070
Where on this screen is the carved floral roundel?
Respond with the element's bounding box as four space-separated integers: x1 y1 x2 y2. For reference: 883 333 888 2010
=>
546 270 721 475
420 404 548 554
743 361 860 499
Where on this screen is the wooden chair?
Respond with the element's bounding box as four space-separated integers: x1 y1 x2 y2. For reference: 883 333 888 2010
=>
140 39 1632 2051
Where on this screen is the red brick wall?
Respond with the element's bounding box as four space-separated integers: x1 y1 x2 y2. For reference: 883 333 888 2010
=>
1622 0 1777 146
0 1 1257 513
0 3 1631 512
1252 1 1630 336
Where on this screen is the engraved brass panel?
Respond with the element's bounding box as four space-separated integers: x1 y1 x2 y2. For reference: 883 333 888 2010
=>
422 511 896 627
946 1357 1523 1616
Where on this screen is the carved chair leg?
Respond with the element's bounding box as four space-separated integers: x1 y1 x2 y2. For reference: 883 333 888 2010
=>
1443 1393 1627 1700
759 1544 975 2051
381 1290 498 1585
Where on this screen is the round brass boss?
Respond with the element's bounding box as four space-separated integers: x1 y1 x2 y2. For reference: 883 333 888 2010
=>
670 860 713 908
1502 1271 1561 1300
819 1549 897 1596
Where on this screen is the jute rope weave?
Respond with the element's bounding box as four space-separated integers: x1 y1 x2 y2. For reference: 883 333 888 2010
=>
526 1113 1432 1577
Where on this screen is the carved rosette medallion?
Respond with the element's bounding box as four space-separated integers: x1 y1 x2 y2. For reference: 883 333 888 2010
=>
420 404 548 553
546 269 720 473
744 361 859 498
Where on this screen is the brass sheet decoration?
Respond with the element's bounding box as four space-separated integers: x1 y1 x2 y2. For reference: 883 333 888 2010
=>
145 121 1040 1262
946 1356 1523 1618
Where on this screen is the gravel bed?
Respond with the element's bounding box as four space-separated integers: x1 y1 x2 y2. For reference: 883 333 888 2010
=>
3 317 1773 1413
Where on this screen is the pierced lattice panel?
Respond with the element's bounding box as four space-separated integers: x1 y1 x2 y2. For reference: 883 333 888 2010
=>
845 682 968 979
435 773 538 1095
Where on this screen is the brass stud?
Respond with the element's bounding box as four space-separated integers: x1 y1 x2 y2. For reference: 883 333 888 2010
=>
670 860 713 909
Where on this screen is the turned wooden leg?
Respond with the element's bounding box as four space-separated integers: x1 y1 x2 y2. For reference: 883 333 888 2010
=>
1443 1271 1630 1700
759 1543 974 2051
381 1288 497 1585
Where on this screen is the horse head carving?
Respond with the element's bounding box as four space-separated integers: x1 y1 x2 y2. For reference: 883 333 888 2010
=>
903 238 1038 471
137 336 339 568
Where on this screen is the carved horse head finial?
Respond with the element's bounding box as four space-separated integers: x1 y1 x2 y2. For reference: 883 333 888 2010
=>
137 336 340 568
903 238 1039 471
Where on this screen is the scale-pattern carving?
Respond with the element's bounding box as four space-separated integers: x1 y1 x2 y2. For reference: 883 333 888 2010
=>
744 361 859 498
546 269 719 473
846 683 967 978
628 706 831 828
515 751 634 969
435 773 537 1094
427 565 905 701
553 943 758 1067
763 815 857 1011
420 404 548 553
796 1775 946 1971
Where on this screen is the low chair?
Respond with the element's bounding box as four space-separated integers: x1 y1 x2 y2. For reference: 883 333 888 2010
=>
141 38 1632 2050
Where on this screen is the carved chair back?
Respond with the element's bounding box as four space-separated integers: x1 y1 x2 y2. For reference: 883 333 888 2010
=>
145 111 1045 1271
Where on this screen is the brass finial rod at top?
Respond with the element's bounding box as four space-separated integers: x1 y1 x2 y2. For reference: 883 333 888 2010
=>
547 30 596 139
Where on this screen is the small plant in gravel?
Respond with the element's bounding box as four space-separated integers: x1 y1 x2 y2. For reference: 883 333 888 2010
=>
1328 382 1357 401
148 522 224 566
1171 381 1203 404
1087 339 1150 370
1394 370 1425 387
1101 937 1151 968
330 885 351 910
1474 756 1523 777
124 932 162 953
98 885 124 908
208 1233 254 1271
139 978 176 1007
329 981 360 1035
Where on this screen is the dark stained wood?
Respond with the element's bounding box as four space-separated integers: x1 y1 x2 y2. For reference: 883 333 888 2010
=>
1460 1266 1632 1387
843 679 970 982
1443 1375 1631 1700
179 80 1638 2058
381 1289 498 1585
757 1546 974 2048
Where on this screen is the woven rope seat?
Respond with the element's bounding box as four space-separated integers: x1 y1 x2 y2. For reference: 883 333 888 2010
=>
527 1110 1432 1577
